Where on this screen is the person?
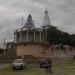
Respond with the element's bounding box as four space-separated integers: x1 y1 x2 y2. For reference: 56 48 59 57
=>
45 59 52 73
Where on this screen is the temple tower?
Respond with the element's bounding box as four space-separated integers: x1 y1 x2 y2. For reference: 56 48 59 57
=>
42 10 51 29
23 14 35 29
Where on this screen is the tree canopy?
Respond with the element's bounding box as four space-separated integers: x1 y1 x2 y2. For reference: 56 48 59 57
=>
46 25 75 48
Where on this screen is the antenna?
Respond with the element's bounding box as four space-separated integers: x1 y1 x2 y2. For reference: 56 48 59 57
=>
3 37 6 54
4 38 5 45
22 16 24 28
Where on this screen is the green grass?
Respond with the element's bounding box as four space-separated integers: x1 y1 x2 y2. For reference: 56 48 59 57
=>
0 57 75 75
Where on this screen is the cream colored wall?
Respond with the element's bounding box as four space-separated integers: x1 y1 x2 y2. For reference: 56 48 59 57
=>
16 44 46 58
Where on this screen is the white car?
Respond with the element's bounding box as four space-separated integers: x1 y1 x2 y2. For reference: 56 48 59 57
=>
12 59 26 70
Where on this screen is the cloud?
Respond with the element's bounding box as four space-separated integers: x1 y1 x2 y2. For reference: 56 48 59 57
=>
0 0 75 43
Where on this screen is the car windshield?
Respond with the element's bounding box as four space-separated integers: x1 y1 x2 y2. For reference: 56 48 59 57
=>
14 59 23 63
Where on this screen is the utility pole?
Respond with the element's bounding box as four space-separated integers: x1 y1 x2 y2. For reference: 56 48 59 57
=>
3 38 6 54
22 16 24 28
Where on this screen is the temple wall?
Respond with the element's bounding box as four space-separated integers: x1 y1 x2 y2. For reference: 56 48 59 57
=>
16 44 49 58
16 44 75 58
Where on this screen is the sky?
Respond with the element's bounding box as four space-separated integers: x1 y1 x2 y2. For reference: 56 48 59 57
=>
0 0 75 43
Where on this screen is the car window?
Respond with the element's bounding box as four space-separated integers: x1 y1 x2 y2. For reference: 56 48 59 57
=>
14 59 23 63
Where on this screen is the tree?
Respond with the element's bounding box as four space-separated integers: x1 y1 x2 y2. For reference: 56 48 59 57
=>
69 34 75 47
61 32 70 45
47 26 62 44
46 25 75 47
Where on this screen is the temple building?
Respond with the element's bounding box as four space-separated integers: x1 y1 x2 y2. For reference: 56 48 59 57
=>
6 10 75 58
42 10 51 29
14 14 48 44
14 10 50 58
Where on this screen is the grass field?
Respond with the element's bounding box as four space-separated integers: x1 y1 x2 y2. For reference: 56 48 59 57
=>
0 57 75 75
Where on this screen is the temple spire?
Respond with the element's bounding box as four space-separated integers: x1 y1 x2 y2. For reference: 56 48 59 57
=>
42 10 51 29
23 14 35 29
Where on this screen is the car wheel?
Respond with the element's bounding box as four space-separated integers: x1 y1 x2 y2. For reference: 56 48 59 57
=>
21 66 24 70
13 67 16 70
